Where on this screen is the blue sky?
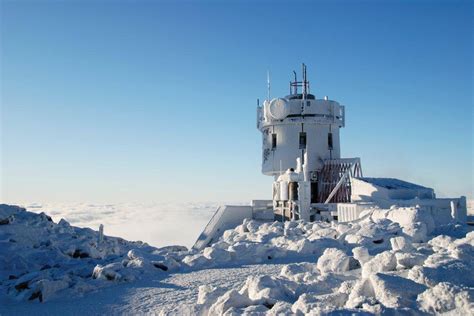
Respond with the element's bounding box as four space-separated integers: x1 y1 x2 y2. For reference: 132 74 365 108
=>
1 0 472 203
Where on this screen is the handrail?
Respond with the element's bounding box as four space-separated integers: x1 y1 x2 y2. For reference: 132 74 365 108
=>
192 206 225 250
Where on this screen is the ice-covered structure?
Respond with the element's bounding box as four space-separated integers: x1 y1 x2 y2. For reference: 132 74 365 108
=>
193 64 467 250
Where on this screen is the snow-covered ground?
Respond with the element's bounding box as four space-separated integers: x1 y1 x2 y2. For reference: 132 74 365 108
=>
1 261 285 314
1 202 473 315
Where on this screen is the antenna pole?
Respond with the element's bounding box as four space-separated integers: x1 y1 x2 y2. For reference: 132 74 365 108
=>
293 70 297 95
267 70 271 101
302 63 308 99
305 64 308 94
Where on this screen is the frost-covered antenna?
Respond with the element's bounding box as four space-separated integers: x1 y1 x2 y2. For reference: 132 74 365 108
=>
267 70 271 101
293 71 297 95
302 63 308 99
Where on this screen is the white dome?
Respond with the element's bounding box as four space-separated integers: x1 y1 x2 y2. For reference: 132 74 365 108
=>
268 98 290 120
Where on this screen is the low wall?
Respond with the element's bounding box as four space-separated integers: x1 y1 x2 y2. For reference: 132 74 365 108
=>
336 203 374 222
336 196 467 226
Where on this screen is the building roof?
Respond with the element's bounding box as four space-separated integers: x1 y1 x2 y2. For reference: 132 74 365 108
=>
356 177 433 191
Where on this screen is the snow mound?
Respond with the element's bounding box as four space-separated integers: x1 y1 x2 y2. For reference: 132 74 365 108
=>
190 206 473 315
183 207 438 270
316 248 350 274
0 204 187 302
417 282 474 314
361 250 397 278
208 290 253 315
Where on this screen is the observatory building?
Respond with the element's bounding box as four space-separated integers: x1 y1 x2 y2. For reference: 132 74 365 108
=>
257 64 361 222
193 64 467 250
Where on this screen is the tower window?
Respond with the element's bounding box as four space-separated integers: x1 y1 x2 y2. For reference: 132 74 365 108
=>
299 132 306 149
328 132 333 150
271 133 277 150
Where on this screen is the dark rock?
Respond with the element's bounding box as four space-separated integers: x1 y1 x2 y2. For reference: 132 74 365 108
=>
0 218 9 225
40 240 52 247
71 249 90 259
28 291 43 302
153 263 168 271
40 265 52 271
373 238 384 244
15 281 29 291
8 275 18 280
349 257 361 270
39 212 53 222
105 274 114 281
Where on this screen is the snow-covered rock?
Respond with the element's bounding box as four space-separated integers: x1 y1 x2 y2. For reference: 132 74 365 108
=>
417 282 473 314
203 247 232 263
279 262 319 283
230 304 269 315
408 261 474 288
369 273 426 308
386 207 435 236
352 246 370 265
208 290 254 315
266 301 293 315
0 204 186 302
239 275 292 305
197 285 226 307
390 236 414 252
361 251 397 278
316 248 350 274
292 292 347 314
394 252 426 269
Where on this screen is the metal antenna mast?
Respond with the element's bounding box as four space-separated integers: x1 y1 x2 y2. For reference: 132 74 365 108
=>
267 70 271 101
293 71 297 95
302 63 307 99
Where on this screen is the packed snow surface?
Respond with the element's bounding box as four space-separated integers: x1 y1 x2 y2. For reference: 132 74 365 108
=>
0 203 473 315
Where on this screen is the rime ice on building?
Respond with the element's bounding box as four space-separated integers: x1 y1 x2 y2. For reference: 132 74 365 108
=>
193 64 467 250
257 64 361 222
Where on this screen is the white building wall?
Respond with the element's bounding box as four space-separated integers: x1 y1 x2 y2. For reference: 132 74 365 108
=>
259 97 344 176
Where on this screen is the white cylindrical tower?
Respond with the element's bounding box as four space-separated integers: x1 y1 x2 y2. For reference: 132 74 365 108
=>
257 65 346 216
257 65 345 178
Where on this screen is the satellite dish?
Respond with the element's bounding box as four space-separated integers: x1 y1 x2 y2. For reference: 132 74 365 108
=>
268 98 290 120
